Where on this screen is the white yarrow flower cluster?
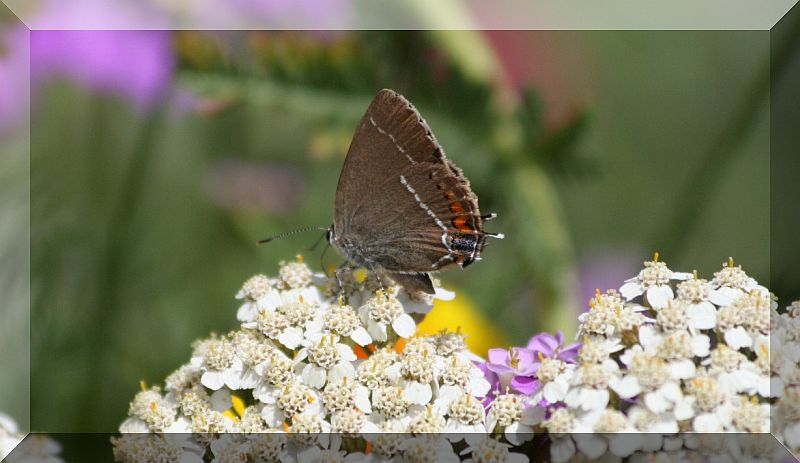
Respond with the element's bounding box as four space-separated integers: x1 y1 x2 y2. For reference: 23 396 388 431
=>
113 256 503 463
111 254 798 462
546 255 798 462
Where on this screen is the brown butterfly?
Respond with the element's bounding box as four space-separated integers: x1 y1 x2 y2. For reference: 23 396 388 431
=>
326 89 502 294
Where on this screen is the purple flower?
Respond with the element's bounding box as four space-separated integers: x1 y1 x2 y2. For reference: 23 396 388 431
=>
31 30 174 109
475 361 500 408
526 330 581 364
485 347 540 395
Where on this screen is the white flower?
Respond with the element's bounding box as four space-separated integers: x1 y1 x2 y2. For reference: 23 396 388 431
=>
209 435 250 463
253 350 296 402
627 405 679 433
564 360 618 411
358 290 416 341
296 334 357 389
193 336 248 390
395 283 455 315
708 258 767 306
402 436 460 463
323 300 372 346
259 381 322 427
461 436 529 463
442 392 487 438
400 342 438 405
437 354 491 398
235 273 276 322
485 393 544 445
578 289 652 340
619 254 692 308
675 277 718 330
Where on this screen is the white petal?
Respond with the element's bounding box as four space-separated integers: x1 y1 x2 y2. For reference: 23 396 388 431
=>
673 396 695 421
580 388 609 411
201 371 225 390
434 287 456 301
260 404 284 427
329 362 355 384
690 334 711 357
504 422 534 446
354 386 372 414
574 434 607 459
278 327 304 349
384 362 403 382
543 379 569 404
669 359 696 379
729 369 759 394
785 422 800 450
660 382 683 403
608 434 641 458
305 318 324 335
644 391 669 413
693 413 722 432
521 406 546 425
609 375 641 399
468 376 491 398
367 320 388 342
670 271 693 281
260 290 283 312
337 344 357 362
209 389 232 412
301 363 327 389
637 325 661 351
767 376 784 398
646 285 673 309
550 438 576 463
435 385 462 409
619 281 643 300
405 381 433 405
236 302 259 322
392 313 417 338
239 368 260 389
350 326 372 346
724 327 752 350
687 301 717 330
223 369 242 390
709 287 741 306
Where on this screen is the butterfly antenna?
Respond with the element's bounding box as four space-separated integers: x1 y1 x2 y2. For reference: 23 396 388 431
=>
256 226 329 245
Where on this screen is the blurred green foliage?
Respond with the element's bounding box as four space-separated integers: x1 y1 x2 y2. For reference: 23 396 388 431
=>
15 26 789 440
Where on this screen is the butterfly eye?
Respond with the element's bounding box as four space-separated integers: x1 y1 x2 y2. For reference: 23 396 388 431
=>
326 227 334 243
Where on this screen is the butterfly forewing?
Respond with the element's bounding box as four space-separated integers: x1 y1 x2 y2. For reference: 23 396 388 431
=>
332 89 490 292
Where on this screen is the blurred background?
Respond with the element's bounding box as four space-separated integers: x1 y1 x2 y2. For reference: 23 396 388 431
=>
1 0 797 445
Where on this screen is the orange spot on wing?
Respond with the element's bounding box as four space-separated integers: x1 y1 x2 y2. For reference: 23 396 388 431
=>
450 203 465 214
365 442 373 454
453 215 473 232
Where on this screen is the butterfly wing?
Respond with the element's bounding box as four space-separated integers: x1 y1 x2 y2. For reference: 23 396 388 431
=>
333 89 488 285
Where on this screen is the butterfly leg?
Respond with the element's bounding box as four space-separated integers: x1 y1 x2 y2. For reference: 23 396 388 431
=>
334 264 355 300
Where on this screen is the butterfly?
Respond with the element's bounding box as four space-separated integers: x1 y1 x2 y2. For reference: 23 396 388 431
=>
326 89 502 294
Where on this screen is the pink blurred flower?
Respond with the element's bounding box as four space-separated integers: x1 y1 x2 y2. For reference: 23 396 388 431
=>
31 30 174 109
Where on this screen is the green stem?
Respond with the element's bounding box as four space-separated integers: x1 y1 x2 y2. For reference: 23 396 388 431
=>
81 104 164 430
